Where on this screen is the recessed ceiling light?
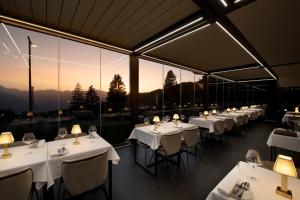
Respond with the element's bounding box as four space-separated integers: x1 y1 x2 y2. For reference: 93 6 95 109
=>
142 24 210 54
135 17 204 52
220 0 228 7
234 0 242 3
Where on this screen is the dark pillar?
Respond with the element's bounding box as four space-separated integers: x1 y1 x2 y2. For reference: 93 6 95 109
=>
130 55 139 127
203 75 209 110
28 36 33 112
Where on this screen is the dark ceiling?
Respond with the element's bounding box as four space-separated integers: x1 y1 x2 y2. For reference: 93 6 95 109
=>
0 0 299 87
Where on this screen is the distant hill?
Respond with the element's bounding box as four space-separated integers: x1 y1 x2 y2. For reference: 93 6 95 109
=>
0 85 107 113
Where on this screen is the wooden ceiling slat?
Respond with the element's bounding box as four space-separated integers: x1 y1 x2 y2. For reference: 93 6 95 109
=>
58 0 79 30
31 0 47 23
47 0 63 27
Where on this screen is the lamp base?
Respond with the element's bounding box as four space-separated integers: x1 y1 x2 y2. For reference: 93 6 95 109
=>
0 153 12 159
73 137 80 145
276 186 293 199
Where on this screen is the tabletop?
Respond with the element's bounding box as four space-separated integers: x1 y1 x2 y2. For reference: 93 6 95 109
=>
189 116 225 133
129 122 197 150
267 128 300 153
206 161 300 200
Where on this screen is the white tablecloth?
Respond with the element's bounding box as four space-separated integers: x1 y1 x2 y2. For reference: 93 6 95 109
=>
267 128 300 152
47 134 119 188
0 142 48 190
128 122 197 150
219 112 247 123
0 134 119 189
189 116 224 133
282 112 300 124
206 161 300 200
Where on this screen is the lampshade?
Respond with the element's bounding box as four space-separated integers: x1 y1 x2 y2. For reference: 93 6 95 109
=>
226 108 231 112
204 111 209 116
295 107 299 113
232 107 237 111
273 155 297 177
245 106 249 109
173 114 179 120
212 110 217 115
153 116 160 123
71 125 82 135
0 132 14 145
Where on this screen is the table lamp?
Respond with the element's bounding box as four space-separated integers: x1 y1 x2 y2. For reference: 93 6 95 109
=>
153 116 160 131
273 155 298 199
204 111 209 119
0 132 14 159
226 108 231 113
232 107 237 112
212 110 217 115
173 114 179 125
295 107 299 113
71 124 82 145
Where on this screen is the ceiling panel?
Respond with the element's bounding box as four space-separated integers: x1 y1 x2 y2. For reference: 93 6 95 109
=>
69 0 95 34
58 0 79 31
228 0 300 66
147 24 254 72
0 0 18 16
0 0 199 50
31 0 46 23
273 64 300 87
215 67 270 81
47 0 63 27
122 0 198 47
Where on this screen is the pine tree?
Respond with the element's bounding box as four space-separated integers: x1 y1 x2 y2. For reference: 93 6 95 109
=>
86 85 99 109
71 82 84 110
106 74 127 111
164 70 177 89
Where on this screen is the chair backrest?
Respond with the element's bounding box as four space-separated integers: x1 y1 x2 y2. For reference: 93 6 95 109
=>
55 133 87 141
236 115 245 126
62 151 108 196
0 169 32 200
214 121 225 134
182 128 199 147
225 119 234 131
243 115 249 124
134 123 146 128
160 133 182 156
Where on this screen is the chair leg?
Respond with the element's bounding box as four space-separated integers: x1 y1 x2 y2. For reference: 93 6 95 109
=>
57 179 62 200
186 150 189 168
180 154 185 170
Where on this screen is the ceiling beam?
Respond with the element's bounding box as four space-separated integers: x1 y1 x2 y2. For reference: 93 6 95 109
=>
192 0 278 80
133 10 211 53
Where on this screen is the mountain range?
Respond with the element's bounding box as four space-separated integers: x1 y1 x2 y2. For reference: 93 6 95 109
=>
0 85 107 112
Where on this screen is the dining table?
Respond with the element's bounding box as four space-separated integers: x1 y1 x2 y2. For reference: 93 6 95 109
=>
188 116 225 133
129 121 197 175
0 133 120 199
206 161 300 200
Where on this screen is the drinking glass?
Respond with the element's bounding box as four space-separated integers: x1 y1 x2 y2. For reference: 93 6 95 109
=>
58 127 68 146
22 132 35 148
88 125 97 138
245 149 262 181
144 117 150 125
180 114 185 122
165 115 170 122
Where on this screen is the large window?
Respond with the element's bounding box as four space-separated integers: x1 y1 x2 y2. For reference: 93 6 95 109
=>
0 24 130 145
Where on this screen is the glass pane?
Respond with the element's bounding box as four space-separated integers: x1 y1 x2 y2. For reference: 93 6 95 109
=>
101 49 130 146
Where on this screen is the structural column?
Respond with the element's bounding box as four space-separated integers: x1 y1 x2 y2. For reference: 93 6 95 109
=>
129 54 139 127
203 75 209 110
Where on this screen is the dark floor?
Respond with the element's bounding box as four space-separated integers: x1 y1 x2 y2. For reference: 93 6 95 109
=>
53 120 299 200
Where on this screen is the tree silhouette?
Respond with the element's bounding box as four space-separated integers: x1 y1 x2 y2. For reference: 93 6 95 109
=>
106 74 127 112
86 85 99 110
164 70 177 89
71 83 84 110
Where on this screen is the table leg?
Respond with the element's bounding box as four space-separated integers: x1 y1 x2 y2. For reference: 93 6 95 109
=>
153 150 156 176
45 185 54 200
108 160 112 200
270 146 273 161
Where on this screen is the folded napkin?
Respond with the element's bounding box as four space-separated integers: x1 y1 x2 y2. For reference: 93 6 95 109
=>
274 129 297 137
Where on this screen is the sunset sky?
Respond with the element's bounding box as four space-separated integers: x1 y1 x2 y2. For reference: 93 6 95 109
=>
0 24 199 93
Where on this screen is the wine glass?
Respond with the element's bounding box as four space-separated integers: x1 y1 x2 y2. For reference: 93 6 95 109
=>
144 117 150 125
22 132 35 148
245 149 262 181
165 115 170 122
180 114 185 122
58 127 68 146
88 125 97 138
